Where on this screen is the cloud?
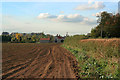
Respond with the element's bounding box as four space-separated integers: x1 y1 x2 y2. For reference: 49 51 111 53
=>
92 11 105 16
75 1 105 10
38 13 50 18
38 13 57 19
81 18 96 25
56 14 84 22
2 14 97 36
37 13 96 25
38 13 84 22
92 12 101 16
88 0 95 4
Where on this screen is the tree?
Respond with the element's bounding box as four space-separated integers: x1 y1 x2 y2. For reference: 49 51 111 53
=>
91 11 120 38
2 35 11 42
91 27 100 38
50 36 54 42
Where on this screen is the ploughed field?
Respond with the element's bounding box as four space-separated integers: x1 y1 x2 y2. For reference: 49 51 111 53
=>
2 43 79 79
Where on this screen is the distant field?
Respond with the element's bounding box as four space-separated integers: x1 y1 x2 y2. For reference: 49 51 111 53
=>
63 37 120 78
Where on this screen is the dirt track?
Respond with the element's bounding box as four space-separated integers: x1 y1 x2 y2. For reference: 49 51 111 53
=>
2 43 79 79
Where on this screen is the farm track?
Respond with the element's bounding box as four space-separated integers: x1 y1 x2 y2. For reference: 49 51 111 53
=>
2 43 79 79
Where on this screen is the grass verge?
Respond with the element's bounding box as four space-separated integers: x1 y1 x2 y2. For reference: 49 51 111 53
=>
62 35 120 78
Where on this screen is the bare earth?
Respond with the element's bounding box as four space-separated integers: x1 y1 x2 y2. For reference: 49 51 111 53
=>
2 43 79 79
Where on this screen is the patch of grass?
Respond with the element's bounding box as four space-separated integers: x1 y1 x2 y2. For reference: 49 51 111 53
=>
62 36 120 78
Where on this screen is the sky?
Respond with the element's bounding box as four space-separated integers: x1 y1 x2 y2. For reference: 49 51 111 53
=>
0 0 120 36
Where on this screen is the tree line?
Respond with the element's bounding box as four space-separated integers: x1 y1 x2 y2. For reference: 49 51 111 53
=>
1 33 54 43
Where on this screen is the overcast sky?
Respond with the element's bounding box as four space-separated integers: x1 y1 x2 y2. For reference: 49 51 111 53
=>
0 0 119 36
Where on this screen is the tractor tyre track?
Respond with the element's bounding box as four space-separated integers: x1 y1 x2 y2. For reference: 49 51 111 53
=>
2 43 79 79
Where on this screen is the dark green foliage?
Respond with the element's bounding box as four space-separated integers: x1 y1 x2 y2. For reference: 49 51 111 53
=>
2 35 11 42
91 11 120 38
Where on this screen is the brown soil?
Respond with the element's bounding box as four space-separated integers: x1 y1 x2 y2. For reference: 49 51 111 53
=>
2 43 79 79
